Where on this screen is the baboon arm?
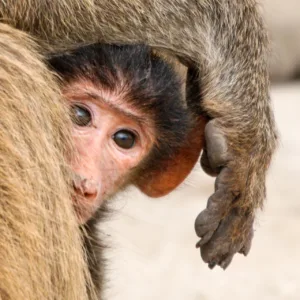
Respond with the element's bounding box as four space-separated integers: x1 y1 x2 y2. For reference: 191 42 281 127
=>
0 0 278 268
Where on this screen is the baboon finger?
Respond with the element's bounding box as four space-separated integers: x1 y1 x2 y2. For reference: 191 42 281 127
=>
219 254 234 270
195 227 217 247
239 228 254 256
200 149 219 176
203 120 229 172
194 173 235 238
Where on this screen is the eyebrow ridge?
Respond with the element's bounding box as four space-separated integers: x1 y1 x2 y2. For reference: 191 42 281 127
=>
86 91 145 123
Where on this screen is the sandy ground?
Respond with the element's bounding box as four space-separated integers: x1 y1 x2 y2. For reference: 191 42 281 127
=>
101 82 300 300
263 0 300 81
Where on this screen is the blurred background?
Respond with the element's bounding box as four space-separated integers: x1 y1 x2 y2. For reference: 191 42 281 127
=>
101 1 300 299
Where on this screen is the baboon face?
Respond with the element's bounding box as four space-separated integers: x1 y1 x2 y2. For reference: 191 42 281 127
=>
64 80 155 224
48 44 201 225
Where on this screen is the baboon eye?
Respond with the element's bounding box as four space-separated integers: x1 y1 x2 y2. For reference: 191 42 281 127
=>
70 104 92 127
113 130 136 149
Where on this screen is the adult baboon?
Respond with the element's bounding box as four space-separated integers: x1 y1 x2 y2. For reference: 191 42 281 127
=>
0 0 277 299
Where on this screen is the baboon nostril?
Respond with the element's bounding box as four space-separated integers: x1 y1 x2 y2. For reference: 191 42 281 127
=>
82 179 99 201
83 190 98 201
72 174 99 201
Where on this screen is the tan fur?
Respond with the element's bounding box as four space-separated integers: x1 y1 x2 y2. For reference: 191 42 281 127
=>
0 0 278 297
0 24 95 300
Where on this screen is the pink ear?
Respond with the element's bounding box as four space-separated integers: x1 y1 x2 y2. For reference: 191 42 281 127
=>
136 116 206 197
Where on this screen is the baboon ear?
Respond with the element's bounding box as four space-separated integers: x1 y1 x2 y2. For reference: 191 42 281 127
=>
136 117 206 197
136 64 206 197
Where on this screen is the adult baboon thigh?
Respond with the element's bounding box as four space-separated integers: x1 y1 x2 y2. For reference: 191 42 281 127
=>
0 24 94 300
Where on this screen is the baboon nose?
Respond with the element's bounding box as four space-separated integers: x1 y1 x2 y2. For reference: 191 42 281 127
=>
81 178 99 201
73 174 99 202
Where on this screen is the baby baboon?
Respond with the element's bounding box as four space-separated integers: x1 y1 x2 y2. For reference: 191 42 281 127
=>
0 1 277 297
48 43 204 295
49 43 202 223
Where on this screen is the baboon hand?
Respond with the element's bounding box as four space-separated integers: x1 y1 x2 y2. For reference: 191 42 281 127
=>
195 119 256 269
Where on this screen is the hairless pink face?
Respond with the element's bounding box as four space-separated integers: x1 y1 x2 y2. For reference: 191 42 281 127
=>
63 80 155 224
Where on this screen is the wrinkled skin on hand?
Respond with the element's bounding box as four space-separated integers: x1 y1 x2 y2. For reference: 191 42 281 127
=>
195 119 274 269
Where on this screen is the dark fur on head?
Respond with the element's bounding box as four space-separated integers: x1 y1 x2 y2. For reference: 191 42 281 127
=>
48 44 193 294
48 44 191 169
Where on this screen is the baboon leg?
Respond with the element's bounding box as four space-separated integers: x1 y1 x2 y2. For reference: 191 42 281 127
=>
0 24 94 300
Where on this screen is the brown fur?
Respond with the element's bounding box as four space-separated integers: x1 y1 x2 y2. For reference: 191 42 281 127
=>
0 0 278 297
0 24 96 300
